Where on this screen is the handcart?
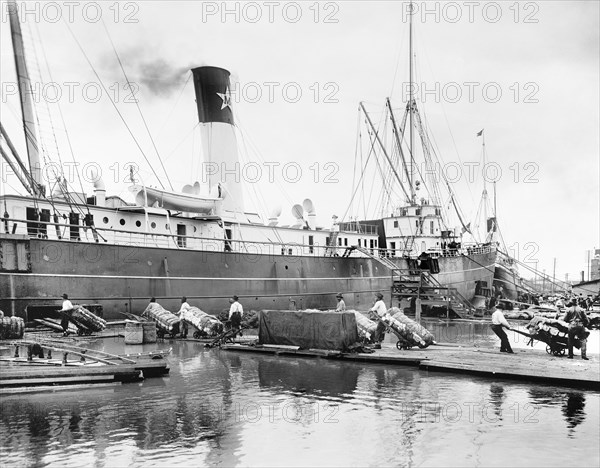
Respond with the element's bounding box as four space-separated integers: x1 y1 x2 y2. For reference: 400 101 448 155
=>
521 316 589 356
61 306 107 336
141 303 180 339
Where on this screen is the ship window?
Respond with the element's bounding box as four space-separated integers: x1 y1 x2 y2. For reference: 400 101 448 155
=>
165 224 170 230
358 239 361 247
193 226 197 232
224 228 232 252
338 237 342 246
344 238 348 246
39 209 50 238
119 219 125 226
308 235 314 254
177 224 187 248
390 242 396 257
26 207 39 237
151 222 156 229
103 217 109 224
393 220 398 228
69 212 80 240
136 220 141 227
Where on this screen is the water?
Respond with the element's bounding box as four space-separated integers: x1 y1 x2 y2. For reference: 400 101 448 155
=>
1 321 598 467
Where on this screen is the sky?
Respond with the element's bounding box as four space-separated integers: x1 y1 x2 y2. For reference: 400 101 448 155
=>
0 0 599 283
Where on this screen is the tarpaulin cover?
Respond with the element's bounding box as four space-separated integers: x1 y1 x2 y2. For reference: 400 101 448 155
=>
258 310 359 351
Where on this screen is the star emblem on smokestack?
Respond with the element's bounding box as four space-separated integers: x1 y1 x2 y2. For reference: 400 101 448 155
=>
216 86 232 110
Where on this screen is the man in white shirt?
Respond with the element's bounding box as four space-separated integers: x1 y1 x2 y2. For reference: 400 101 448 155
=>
178 296 191 338
59 293 73 335
335 293 346 312
228 295 243 334
491 303 514 353
369 292 387 349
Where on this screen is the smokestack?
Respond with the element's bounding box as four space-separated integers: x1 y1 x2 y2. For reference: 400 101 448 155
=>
191 66 244 217
191 67 234 125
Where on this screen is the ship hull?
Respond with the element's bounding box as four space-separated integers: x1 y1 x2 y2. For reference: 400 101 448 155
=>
1 236 496 320
493 263 520 300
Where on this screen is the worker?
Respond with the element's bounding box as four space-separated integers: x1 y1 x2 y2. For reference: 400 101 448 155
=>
59 293 73 336
368 292 387 349
490 303 514 354
335 293 346 312
228 295 243 335
178 296 191 339
562 301 589 360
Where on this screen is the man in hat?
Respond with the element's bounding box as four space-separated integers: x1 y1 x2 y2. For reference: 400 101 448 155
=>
369 292 387 349
335 293 346 312
228 295 243 335
562 300 589 360
490 303 514 353
59 293 73 335
177 296 191 338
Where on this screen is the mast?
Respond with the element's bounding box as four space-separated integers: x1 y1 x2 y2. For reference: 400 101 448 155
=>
8 0 44 197
408 0 414 203
360 102 411 202
386 98 414 201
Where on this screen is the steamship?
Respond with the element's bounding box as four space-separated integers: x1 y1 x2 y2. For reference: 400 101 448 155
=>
0 2 495 320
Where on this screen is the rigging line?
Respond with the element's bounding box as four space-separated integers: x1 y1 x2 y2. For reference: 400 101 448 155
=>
62 19 165 190
339 121 379 223
101 19 173 191
348 107 361 219
418 39 476 209
157 72 192 135
33 23 102 237
234 113 294 209
163 122 199 162
235 122 270 222
497 249 567 293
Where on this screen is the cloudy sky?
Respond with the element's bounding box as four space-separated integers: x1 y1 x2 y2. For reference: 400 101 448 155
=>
1 0 598 282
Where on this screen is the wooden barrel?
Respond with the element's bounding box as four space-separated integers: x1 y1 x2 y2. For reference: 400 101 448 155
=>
124 321 143 345
142 321 157 343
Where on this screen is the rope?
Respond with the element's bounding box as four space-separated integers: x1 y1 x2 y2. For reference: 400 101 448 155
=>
101 19 173 191
62 19 165 190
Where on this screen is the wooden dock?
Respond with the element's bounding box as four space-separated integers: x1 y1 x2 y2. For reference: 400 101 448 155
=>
221 342 600 390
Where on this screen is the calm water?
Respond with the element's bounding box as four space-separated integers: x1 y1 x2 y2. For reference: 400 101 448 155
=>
1 320 598 468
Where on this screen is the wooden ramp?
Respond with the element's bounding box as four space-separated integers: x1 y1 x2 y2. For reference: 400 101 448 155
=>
221 343 600 390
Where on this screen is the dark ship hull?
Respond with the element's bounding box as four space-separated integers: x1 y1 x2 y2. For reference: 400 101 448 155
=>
0 235 495 320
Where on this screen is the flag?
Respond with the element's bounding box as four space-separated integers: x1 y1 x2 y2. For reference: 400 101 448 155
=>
476 129 484 137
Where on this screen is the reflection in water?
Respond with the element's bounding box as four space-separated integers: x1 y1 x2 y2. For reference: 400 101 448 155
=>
0 332 598 467
258 356 359 397
489 384 506 420
562 392 586 435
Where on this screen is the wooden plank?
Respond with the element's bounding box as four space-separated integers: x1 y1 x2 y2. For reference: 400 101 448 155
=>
1 374 114 385
1 382 121 395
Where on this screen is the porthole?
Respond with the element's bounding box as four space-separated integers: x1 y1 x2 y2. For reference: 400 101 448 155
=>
103 217 109 224
119 219 125 226
151 222 156 229
135 220 141 227
165 224 169 230
193 226 197 232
